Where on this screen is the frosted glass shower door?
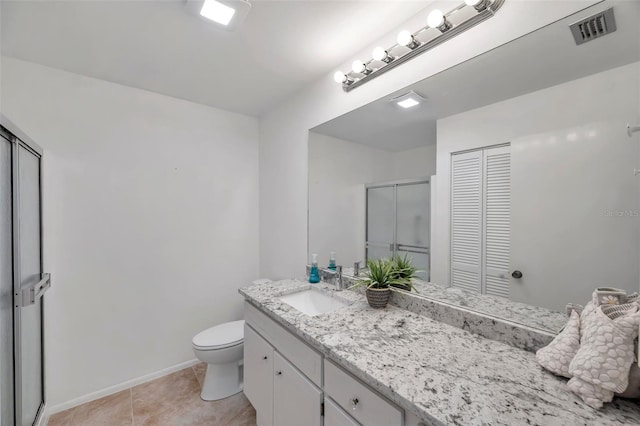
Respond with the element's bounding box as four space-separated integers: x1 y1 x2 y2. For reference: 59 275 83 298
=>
396 183 430 281
17 142 45 426
365 186 395 262
365 179 431 280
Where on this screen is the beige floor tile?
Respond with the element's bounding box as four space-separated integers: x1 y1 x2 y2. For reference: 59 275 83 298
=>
192 363 207 387
47 407 76 426
48 365 255 426
70 389 133 426
132 368 215 425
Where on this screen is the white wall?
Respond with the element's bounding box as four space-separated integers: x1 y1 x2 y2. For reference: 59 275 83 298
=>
259 1 601 281
308 133 391 268
433 62 640 310
392 144 437 180
307 133 436 268
0 57 260 408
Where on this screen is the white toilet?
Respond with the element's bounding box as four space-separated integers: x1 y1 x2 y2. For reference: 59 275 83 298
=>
192 319 245 401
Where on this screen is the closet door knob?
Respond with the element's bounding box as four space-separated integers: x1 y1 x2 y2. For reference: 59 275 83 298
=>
263 355 268 360
512 270 523 279
276 371 282 376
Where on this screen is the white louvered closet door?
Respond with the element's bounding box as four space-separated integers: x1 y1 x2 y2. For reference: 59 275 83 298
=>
451 150 483 293
451 145 511 298
483 146 511 298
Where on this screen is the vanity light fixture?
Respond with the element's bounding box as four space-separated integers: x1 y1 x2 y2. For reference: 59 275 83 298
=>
372 47 394 63
333 0 505 92
427 9 452 33
465 0 492 12
352 60 373 75
397 30 420 49
184 0 252 31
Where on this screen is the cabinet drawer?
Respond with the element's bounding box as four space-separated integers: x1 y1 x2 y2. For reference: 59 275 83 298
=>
324 359 403 426
325 397 360 426
245 302 322 386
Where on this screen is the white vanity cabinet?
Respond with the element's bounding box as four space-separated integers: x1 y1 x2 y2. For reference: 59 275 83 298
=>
324 397 361 426
244 301 415 426
324 359 403 426
243 324 274 426
244 302 323 426
273 351 322 426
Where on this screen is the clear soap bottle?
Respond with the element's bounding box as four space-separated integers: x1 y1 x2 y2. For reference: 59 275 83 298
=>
328 251 337 271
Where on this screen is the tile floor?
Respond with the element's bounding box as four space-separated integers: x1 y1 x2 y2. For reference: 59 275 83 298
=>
47 363 256 426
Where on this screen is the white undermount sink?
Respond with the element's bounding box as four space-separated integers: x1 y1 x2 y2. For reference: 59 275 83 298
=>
278 288 349 316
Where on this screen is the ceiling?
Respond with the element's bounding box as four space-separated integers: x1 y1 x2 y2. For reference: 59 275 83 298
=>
0 0 432 117
313 0 640 152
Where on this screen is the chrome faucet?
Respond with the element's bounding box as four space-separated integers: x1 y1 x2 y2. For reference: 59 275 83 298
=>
320 265 346 290
353 261 362 277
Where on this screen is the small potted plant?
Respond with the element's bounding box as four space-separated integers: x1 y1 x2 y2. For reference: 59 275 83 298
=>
389 254 420 292
353 258 411 308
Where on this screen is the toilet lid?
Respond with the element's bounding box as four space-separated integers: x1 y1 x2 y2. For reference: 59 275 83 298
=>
192 320 244 350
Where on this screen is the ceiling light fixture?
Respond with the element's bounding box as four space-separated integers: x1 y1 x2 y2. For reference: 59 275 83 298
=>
184 0 252 31
334 0 505 92
392 91 426 109
397 98 420 109
200 0 236 25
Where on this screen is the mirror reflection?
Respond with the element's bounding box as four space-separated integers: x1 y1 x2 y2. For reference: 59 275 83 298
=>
308 0 640 330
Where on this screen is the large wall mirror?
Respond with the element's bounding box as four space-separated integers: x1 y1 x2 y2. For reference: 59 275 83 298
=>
308 0 640 332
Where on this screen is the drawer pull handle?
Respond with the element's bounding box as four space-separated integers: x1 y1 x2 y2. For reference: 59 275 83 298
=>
350 397 359 410
276 371 282 376
263 356 268 360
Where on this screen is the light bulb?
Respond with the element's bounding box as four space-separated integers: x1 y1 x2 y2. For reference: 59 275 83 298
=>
427 9 445 28
333 71 346 84
372 46 387 61
397 30 414 47
352 60 366 74
465 0 490 11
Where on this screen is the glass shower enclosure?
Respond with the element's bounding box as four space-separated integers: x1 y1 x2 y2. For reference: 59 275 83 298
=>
1 119 49 426
365 178 431 281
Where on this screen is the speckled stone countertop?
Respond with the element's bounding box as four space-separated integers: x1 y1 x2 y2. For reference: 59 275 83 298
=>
239 280 640 426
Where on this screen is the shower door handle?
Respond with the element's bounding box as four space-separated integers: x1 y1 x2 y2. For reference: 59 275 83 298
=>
21 273 51 307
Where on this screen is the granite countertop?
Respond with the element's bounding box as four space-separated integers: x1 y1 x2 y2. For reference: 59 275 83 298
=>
239 279 640 426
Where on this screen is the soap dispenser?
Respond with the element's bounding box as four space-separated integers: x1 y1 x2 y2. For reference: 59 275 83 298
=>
328 251 337 271
309 253 320 283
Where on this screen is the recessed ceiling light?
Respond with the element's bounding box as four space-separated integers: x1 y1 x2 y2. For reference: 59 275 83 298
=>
391 91 426 109
184 0 252 31
200 0 236 25
397 98 420 108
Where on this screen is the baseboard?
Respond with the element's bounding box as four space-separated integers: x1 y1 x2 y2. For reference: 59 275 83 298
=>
45 359 200 417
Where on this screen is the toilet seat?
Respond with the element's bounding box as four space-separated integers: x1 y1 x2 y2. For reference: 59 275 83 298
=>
192 320 244 351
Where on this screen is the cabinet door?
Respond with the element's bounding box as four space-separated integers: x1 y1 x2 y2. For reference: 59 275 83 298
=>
325 397 361 426
244 324 274 426
273 352 322 426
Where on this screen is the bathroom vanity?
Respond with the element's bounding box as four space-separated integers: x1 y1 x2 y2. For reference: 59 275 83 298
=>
240 280 640 426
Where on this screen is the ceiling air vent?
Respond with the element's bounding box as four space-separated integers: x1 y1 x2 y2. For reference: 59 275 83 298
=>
570 8 616 46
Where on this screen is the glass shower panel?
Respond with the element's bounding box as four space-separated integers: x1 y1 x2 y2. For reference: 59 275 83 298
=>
18 144 43 426
396 250 430 281
396 183 430 248
0 133 14 425
366 186 394 245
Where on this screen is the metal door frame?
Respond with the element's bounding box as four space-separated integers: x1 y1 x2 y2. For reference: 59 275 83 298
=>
2 115 46 426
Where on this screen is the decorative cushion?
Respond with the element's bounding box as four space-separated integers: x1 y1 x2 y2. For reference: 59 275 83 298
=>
536 310 581 378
